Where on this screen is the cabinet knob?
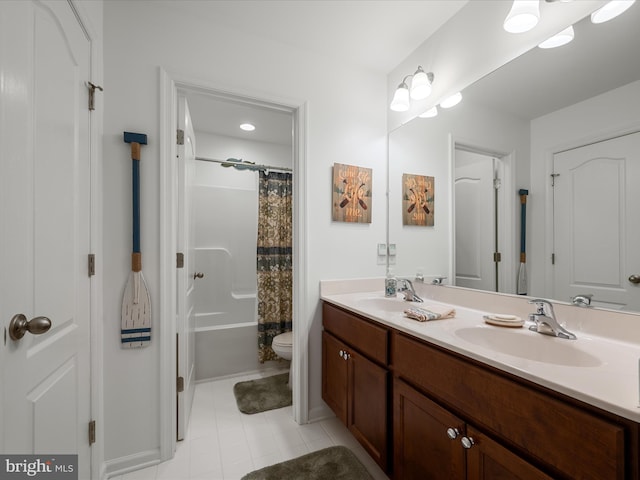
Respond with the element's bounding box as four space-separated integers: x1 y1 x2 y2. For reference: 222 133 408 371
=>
338 350 350 360
461 436 475 449
446 428 460 440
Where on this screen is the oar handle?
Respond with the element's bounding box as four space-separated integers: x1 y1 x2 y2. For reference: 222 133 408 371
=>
519 190 528 257
132 143 141 272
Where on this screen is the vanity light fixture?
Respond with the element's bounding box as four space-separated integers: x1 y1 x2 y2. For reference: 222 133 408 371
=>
390 66 435 112
440 92 462 109
591 0 636 24
240 123 255 131
418 106 438 118
503 0 540 33
538 25 575 48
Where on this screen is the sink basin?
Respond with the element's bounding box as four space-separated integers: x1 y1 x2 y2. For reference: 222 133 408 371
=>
354 295 409 313
455 327 602 367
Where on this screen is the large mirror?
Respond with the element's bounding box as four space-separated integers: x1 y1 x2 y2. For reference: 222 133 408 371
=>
388 5 640 312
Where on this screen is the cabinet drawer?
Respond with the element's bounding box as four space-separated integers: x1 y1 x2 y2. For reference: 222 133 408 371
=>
322 302 388 365
393 332 625 480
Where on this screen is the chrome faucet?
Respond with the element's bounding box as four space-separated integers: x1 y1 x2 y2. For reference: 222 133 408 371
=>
571 293 593 307
528 299 576 340
397 278 423 302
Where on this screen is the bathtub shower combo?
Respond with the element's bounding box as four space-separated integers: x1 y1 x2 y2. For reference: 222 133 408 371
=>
193 157 293 382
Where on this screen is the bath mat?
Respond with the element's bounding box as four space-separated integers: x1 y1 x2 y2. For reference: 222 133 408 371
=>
233 372 291 414
241 445 373 480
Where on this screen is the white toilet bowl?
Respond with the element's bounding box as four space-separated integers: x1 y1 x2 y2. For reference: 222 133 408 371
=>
272 331 293 387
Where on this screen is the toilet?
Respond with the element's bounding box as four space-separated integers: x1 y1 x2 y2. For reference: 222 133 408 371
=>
272 331 293 386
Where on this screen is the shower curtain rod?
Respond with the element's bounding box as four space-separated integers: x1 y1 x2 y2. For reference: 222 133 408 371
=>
195 156 292 173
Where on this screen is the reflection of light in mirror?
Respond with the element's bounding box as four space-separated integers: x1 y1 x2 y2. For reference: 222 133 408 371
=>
440 92 462 108
503 0 540 33
539 25 575 49
240 123 255 131
418 106 438 118
591 0 635 24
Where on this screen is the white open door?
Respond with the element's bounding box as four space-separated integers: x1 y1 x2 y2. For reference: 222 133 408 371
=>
176 94 197 440
0 0 92 476
553 132 640 310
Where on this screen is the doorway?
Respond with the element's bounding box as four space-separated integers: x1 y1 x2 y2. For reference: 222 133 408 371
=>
159 71 308 458
453 144 514 293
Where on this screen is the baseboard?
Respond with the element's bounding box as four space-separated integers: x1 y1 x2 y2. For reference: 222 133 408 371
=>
103 448 161 479
308 404 335 423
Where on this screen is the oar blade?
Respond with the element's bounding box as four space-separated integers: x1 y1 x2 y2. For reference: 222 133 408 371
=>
121 272 151 348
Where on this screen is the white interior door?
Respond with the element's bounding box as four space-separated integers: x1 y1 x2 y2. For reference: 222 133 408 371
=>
553 132 640 310
176 94 196 440
0 0 92 476
454 150 497 291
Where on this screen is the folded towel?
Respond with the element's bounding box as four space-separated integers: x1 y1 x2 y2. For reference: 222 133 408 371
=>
404 305 456 322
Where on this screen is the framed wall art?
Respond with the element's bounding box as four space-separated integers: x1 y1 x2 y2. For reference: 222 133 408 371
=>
402 173 434 226
332 162 372 223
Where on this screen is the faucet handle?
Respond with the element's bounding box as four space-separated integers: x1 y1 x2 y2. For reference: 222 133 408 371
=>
432 276 447 285
528 298 553 315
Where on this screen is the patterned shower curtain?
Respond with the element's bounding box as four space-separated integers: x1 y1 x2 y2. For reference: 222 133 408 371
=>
257 171 293 363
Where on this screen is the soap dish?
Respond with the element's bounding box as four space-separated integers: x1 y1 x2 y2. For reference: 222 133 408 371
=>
483 314 524 328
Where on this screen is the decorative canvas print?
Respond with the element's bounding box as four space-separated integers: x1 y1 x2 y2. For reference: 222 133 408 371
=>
402 173 434 226
332 163 372 223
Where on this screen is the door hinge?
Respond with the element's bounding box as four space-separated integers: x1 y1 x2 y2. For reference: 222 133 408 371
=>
493 252 502 262
88 420 96 445
177 376 185 393
551 253 556 265
551 173 560 186
176 252 184 269
87 82 103 111
88 254 96 277
177 129 184 145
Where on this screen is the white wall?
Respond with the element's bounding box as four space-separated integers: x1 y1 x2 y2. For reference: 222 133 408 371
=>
528 80 640 297
103 1 387 469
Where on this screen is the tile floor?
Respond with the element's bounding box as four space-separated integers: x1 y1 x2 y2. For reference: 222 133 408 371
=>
112 370 389 480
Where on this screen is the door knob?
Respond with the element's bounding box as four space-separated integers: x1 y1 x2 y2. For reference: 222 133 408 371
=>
629 274 640 284
8 314 52 341
193 272 204 280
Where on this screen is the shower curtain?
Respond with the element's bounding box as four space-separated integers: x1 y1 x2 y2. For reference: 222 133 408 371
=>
257 171 293 363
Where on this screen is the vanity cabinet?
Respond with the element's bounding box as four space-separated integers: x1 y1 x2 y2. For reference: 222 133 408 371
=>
322 303 390 472
393 332 632 480
394 377 552 480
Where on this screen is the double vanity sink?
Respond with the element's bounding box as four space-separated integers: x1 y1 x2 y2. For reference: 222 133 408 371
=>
320 278 640 479
323 286 640 422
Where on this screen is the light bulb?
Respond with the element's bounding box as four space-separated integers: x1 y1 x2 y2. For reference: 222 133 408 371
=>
591 0 635 24
418 107 438 118
390 83 410 112
440 92 462 109
410 68 432 100
538 25 575 49
504 0 540 33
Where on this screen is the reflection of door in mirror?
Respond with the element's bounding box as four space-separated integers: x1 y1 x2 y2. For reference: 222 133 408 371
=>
454 147 513 293
552 132 640 311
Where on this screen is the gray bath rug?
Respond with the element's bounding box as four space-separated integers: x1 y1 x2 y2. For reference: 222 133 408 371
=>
233 372 292 414
241 446 374 480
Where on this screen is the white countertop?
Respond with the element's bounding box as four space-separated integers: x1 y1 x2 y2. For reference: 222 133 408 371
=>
321 283 640 422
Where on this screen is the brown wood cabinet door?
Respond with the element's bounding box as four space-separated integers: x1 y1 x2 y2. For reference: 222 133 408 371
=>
465 426 553 480
393 378 465 480
322 331 348 424
349 349 389 472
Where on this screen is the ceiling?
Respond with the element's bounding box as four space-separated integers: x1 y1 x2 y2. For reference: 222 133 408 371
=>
166 0 468 144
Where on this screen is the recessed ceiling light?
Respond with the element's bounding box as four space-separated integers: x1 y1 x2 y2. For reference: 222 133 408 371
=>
240 123 255 131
